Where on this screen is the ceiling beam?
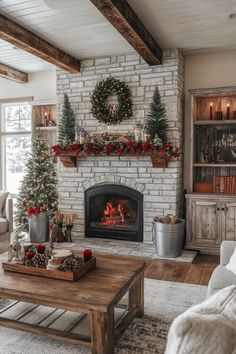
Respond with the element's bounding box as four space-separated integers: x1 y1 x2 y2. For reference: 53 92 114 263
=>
0 63 28 83
90 0 162 65
0 14 80 73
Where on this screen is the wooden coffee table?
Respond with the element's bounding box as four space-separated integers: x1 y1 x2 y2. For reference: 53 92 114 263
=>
0 254 145 354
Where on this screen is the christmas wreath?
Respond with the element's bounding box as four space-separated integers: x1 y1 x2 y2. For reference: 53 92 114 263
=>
91 77 133 125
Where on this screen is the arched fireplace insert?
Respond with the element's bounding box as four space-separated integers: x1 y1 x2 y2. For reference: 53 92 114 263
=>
85 184 143 242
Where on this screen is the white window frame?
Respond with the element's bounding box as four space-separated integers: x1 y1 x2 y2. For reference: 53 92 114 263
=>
0 101 32 195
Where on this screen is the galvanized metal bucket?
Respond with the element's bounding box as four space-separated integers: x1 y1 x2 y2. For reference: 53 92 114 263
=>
29 212 49 243
153 218 185 258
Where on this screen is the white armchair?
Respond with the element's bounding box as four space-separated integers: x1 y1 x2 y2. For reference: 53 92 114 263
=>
0 197 13 241
207 240 236 297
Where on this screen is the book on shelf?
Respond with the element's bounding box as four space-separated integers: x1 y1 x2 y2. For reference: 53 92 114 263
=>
213 176 236 194
213 176 220 193
228 177 231 194
219 177 225 194
230 177 234 194
226 177 229 194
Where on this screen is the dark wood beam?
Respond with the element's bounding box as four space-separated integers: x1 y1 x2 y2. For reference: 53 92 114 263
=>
0 63 28 83
0 14 80 73
90 0 162 65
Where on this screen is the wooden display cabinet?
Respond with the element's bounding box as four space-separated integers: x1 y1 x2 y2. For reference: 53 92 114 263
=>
186 87 236 254
32 104 57 147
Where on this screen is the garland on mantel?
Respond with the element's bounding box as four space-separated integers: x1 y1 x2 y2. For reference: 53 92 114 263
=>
52 139 180 160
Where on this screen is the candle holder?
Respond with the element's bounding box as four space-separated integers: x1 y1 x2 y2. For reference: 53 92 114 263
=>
47 114 56 127
44 113 48 127
75 123 90 144
134 122 143 142
142 128 150 142
78 131 85 144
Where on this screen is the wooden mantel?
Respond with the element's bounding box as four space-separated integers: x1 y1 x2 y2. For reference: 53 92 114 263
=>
58 151 168 168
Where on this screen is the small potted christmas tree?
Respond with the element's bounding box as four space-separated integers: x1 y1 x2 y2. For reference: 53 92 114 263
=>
58 93 76 147
145 86 168 141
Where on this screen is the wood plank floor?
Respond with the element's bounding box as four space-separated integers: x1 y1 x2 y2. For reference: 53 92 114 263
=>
145 254 219 286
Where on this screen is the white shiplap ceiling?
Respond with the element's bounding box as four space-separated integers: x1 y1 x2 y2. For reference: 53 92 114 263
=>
0 0 236 72
129 0 236 53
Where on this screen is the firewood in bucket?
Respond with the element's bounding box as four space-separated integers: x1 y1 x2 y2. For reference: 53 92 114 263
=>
154 215 177 224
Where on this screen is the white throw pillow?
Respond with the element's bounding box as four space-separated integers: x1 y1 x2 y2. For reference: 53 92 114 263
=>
0 191 9 218
226 247 236 275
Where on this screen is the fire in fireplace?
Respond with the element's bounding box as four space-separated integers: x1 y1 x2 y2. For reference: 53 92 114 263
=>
85 184 143 242
101 201 125 225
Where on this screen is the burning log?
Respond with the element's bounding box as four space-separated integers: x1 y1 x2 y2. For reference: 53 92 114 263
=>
101 201 126 225
103 216 123 221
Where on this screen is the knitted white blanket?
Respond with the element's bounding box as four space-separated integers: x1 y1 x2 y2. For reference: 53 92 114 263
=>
165 285 236 354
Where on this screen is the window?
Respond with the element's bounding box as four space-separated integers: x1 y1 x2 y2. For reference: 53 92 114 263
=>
1 103 32 196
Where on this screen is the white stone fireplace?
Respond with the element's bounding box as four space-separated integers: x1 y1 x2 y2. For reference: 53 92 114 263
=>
56 49 184 244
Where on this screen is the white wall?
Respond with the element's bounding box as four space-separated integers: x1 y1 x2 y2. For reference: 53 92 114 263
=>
184 50 236 190
0 69 57 103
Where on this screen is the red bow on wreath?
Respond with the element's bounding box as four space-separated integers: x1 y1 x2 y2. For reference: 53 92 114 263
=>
27 206 41 217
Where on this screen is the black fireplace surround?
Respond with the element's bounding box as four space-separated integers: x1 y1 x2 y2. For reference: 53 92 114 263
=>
85 184 143 242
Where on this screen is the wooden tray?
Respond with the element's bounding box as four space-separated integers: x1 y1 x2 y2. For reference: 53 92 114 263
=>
2 257 96 282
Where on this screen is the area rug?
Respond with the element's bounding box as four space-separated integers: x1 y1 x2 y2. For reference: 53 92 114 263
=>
0 279 207 354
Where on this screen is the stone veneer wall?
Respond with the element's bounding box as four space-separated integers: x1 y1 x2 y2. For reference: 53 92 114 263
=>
56 49 184 244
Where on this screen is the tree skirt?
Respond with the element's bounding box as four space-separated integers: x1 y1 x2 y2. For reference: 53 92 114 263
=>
0 280 207 354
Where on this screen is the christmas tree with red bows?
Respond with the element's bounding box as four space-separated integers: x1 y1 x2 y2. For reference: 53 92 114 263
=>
15 138 58 232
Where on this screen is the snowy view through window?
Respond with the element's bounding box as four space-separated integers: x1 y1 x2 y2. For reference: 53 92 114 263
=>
2 104 31 195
